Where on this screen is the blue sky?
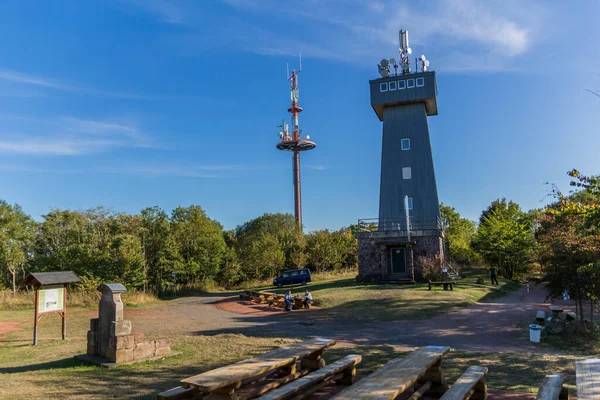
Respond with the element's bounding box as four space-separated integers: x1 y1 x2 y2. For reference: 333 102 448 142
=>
0 0 599 231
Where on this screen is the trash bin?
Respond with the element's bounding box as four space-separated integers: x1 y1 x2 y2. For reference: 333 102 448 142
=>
529 324 542 343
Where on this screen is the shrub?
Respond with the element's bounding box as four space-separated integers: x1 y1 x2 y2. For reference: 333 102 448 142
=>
418 255 443 282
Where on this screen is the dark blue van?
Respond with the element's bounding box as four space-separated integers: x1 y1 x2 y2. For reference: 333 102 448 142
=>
273 268 311 288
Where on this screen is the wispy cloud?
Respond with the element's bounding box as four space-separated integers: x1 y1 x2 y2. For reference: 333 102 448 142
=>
0 115 157 156
308 165 327 171
0 68 209 101
129 0 551 72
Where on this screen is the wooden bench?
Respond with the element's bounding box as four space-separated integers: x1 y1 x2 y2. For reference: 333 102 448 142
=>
537 373 568 400
241 290 304 310
158 338 335 400
428 281 454 291
549 306 565 317
332 345 450 399
576 358 600 400
536 311 546 323
256 355 362 400
440 366 487 400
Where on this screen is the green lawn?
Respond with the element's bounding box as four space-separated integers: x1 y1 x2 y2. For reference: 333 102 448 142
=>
248 268 520 321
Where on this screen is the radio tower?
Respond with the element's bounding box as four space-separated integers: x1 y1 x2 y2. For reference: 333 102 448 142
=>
276 56 316 230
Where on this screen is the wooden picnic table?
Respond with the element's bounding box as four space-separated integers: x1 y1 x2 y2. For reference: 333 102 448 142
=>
331 346 450 400
577 358 600 399
178 338 335 397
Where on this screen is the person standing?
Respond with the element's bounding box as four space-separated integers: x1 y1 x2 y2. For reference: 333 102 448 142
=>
490 266 499 285
284 290 293 311
302 289 313 309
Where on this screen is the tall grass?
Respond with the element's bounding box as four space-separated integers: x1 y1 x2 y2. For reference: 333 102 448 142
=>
0 289 157 310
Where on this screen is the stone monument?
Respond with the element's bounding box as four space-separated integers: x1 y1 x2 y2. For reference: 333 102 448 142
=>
77 283 174 367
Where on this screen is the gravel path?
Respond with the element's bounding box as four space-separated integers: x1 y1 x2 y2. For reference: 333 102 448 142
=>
160 283 562 354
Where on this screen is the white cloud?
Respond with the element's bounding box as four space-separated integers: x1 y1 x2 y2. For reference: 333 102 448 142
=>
0 115 156 156
0 68 204 100
129 0 550 73
308 165 327 171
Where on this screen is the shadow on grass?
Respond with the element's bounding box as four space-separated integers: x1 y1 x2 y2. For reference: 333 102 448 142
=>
0 357 86 373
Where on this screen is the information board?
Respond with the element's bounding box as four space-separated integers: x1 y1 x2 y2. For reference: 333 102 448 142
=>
38 285 64 313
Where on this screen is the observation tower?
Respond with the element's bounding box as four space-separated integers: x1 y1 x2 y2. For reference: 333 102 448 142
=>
355 30 445 283
276 57 316 230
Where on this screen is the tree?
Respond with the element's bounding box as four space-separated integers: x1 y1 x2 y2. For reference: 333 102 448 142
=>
169 205 227 284
439 203 479 265
0 201 35 294
538 170 600 333
472 199 536 280
234 213 301 280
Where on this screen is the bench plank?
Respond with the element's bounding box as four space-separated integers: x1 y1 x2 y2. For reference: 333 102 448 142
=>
181 338 335 392
577 359 600 399
332 346 450 400
257 355 362 400
536 373 567 400
440 366 487 400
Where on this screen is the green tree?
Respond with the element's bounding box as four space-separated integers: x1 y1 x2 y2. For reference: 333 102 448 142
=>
169 205 227 284
234 213 301 279
472 199 536 280
538 170 600 333
439 203 479 264
0 201 35 294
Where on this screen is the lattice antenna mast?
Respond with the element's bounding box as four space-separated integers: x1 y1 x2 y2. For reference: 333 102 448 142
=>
287 53 302 141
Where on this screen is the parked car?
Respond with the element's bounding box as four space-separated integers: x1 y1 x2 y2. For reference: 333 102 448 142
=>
273 268 311 288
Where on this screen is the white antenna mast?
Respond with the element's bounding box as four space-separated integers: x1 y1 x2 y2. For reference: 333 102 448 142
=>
299 52 302 72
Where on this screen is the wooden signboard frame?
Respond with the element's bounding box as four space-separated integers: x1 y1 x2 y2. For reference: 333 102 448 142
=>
20 271 80 345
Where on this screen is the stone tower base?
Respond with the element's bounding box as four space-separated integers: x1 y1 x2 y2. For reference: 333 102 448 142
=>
355 230 444 283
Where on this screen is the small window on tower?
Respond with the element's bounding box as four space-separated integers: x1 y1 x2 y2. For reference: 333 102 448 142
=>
407 79 415 88
389 81 397 91
402 167 412 179
398 80 406 90
406 197 414 210
416 77 425 87
401 138 410 150
380 82 388 92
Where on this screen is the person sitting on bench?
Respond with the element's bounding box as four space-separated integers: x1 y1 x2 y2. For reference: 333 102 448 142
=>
284 290 293 311
302 289 313 309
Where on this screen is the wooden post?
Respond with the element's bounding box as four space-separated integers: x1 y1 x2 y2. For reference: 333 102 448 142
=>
33 286 39 346
62 284 67 340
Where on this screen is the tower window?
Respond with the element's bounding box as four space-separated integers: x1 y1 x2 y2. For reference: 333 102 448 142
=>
402 167 412 179
405 197 414 210
407 79 415 88
401 138 410 150
380 82 388 92
398 80 405 90
416 77 425 87
389 81 397 91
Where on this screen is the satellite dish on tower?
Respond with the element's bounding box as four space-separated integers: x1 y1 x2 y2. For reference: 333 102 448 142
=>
407 48 412 55
389 58 396 65
380 59 389 67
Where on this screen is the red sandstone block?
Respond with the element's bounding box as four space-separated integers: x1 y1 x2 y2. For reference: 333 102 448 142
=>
153 338 169 350
154 346 171 357
87 330 96 346
90 318 99 332
133 332 145 344
107 348 135 363
108 334 134 350
87 343 96 356
134 341 155 360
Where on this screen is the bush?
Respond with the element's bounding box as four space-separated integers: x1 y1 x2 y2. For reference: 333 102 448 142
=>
418 255 443 281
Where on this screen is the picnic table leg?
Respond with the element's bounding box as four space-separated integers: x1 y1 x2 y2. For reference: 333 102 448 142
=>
205 381 242 400
469 378 488 400
301 350 326 370
336 367 357 385
418 358 447 396
276 362 297 377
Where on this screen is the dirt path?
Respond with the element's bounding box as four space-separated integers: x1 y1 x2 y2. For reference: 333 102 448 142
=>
161 283 562 354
